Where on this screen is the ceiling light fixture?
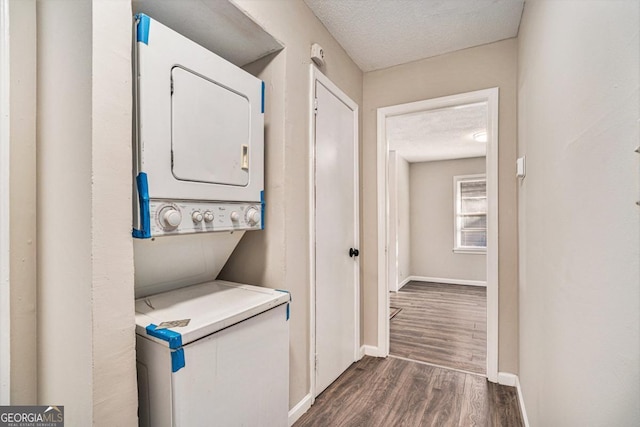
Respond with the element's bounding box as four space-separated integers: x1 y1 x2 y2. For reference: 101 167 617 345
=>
473 131 487 142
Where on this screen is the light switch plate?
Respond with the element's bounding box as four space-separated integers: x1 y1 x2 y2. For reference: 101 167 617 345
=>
516 156 526 178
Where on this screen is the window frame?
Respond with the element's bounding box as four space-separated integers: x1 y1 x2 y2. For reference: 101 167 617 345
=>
453 173 487 254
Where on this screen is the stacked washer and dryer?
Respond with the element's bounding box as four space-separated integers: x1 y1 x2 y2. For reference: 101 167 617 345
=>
131 14 289 427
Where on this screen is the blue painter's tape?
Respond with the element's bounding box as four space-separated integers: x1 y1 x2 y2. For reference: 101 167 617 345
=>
276 289 291 321
133 173 151 239
261 81 265 114
135 14 150 45
171 348 185 372
146 324 183 349
260 190 265 230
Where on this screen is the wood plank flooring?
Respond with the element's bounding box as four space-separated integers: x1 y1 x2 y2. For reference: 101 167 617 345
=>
294 356 523 427
390 281 486 374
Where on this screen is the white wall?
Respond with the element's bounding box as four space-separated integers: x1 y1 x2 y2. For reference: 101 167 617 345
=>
387 152 410 291
90 2 138 423
37 1 93 417
410 157 486 282
396 155 410 287
518 1 639 425
36 0 137 424
8 0 36 403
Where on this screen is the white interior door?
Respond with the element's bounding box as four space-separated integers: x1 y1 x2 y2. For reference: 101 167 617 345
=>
388 151 398 292
313 73 359 396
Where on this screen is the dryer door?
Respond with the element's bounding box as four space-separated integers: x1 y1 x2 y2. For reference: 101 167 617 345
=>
171 66 250 187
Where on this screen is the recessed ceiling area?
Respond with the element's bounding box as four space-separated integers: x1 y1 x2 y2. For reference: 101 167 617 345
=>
387 102 487 163
304 0 524 72
132 0 282 67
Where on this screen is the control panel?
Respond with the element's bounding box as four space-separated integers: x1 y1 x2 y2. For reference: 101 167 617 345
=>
149 200 262 236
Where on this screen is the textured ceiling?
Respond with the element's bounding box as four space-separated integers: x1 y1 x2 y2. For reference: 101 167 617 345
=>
387 102 487 163
304 0 524 71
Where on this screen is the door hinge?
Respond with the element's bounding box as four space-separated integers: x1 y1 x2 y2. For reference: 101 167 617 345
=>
170 79 174 95
315 354 318 370
313 98 318 115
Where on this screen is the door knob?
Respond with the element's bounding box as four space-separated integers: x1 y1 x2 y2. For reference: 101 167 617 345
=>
349 248 360 257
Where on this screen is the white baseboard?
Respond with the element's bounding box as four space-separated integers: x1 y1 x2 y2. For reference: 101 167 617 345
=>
362 345 385 357
409 275 487 287
497 371 517 387
496 372 529 427
515 376 530 427
397 276 412 290
288 393 312 427
358 345 365 359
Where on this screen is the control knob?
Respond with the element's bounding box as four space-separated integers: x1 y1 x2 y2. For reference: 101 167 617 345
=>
192 211 203 223
245 207 261 226
203 211 214 223
230 211 240 222
159 206 182 230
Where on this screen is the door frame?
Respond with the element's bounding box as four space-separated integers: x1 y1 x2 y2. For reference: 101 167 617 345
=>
308 65 360 402
0 0 11 403
376 88 499 382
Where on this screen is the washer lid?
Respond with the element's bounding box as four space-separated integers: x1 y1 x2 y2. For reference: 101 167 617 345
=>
135 280 289 347
171 66 250 187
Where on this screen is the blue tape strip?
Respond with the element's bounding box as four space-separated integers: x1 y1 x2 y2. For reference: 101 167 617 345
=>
145 324 183 349
275 289 291 321
260 190 265 230
135 14 150 45
171 348 185 372
132 173 151 239
261 81 265 114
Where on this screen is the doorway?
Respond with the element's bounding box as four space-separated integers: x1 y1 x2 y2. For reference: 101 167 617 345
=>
376 88 499 381
309 66 360 398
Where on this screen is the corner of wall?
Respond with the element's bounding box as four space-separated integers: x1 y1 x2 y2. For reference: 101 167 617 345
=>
8 0 37 404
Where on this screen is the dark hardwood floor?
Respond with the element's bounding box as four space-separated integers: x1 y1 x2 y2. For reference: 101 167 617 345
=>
390 281 486 374
294 356 523 427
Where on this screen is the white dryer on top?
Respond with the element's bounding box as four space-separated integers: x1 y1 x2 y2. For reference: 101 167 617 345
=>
133 14 264 238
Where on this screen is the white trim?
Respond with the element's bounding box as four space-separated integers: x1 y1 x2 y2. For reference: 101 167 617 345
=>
362 345 385 357
485 88 500 383
397 276 412 290
515 376 531 427
499 372 530 426
309 65 360 399
495 373 531 427
358 345 365 359
497 371 518 387
409 276 487 287
377 88 500 382
288 393 313 427
452 248 486 255
0 0 10 404
376 107 389 357
307 64 317 406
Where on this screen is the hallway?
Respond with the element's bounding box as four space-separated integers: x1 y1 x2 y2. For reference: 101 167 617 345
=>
294 356 523 426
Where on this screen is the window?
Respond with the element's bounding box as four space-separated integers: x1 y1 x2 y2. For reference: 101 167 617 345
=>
454 174 486 253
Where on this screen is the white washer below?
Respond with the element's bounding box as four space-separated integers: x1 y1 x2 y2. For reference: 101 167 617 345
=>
134 280 290 427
